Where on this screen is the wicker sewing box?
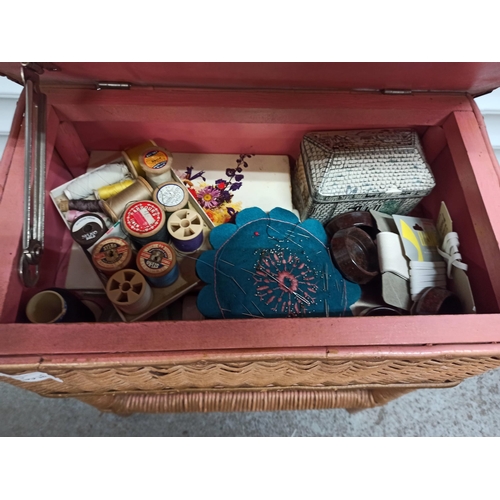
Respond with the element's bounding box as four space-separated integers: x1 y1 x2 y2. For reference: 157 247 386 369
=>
1 62 500 415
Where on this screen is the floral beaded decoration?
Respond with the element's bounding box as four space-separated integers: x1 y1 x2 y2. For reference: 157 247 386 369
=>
196 207 361 319
182 154 252 225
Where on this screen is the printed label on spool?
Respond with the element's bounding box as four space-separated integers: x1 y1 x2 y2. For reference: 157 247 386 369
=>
138 242 175 276
93 238 131 272
143 150 169 170
156 184 185 208
124 201 163 234
72 215 104 232
71 214 107 247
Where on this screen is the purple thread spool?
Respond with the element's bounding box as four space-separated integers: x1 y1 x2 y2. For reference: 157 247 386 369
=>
167 209 204 254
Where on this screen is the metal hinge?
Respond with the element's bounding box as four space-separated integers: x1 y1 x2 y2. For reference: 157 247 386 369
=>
96 82 131 91
382 89 413 95
18 63 47 287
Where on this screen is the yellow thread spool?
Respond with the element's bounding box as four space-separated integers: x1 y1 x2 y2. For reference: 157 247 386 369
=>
121 140 157 177
94 179 135 200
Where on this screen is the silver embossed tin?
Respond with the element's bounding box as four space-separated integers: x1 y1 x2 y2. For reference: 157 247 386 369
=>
292 129 436 223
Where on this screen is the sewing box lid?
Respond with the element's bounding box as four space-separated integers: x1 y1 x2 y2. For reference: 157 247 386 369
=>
2 63 500 96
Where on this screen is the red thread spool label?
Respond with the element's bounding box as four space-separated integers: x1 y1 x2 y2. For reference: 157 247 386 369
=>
123 201 164 235
137 242 176 277
143 150 169 170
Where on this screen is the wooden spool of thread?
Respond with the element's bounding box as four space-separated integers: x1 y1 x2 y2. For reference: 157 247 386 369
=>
153 181 189 217
167 208 204 254
59 198 103 213
106 269 154 315
92 237 134 276
122 140 158 177
101 177 153 222
138 146 173 187
122 200 168 248
70 213 108 249
137 241 179 288
94 179 134 200
63 162 130 200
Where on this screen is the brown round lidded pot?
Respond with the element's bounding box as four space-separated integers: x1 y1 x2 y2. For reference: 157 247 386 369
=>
330 226 379 285
359 306 403 316
411 287 463 315
325 211 378 239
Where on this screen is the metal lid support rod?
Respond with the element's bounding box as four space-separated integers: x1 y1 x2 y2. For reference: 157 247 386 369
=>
18 63 46 287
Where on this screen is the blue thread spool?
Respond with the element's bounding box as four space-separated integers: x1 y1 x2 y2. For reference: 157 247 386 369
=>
122 200 169 248
137 241 179 288
167 208 204 254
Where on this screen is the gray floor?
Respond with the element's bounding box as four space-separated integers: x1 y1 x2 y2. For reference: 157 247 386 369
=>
1 368 499 436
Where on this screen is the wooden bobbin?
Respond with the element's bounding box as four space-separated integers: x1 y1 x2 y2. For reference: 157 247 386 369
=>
101 177 153 222
105 269 154 315
122 200 168 246
94 179 135 200
153 181 189 215
167 209 204 253
121 140 158 177
92 237 134 276
137 241 179 287
138 146 173 187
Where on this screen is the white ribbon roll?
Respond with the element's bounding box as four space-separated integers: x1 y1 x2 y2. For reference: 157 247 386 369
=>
437 232 468 278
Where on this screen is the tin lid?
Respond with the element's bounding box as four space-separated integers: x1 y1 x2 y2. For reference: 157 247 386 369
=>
2 63 500 96
154 182 189 212
122 201 165 238
92 237 132 274
137 241 177 278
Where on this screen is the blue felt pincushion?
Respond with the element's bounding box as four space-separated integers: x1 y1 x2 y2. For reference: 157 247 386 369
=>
196 207 361 319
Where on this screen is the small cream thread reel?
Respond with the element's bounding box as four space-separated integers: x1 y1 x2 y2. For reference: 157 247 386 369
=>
153 181 189 216
138 146 173 188
100 177 154 223
167 209 204 254
106 269 154 315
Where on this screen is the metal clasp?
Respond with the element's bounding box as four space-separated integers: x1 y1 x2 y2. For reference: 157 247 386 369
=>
96 82 131 91
18 63 47 287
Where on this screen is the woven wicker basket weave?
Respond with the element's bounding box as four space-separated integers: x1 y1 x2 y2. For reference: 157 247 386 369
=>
75 388 419 414
1 352 499 414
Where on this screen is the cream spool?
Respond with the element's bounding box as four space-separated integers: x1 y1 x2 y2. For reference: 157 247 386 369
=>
101 177 153 223
167 208 204 254
92 237 134 276
137 241 179 288
122 200 168 247
138 146 173 187
153 181 189 216
106 269 154 315
70 213 107 249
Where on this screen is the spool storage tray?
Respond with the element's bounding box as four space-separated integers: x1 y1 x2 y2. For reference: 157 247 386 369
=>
1 63 500 413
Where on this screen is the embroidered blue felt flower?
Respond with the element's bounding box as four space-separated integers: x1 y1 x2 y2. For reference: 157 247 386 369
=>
196 207 361 319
